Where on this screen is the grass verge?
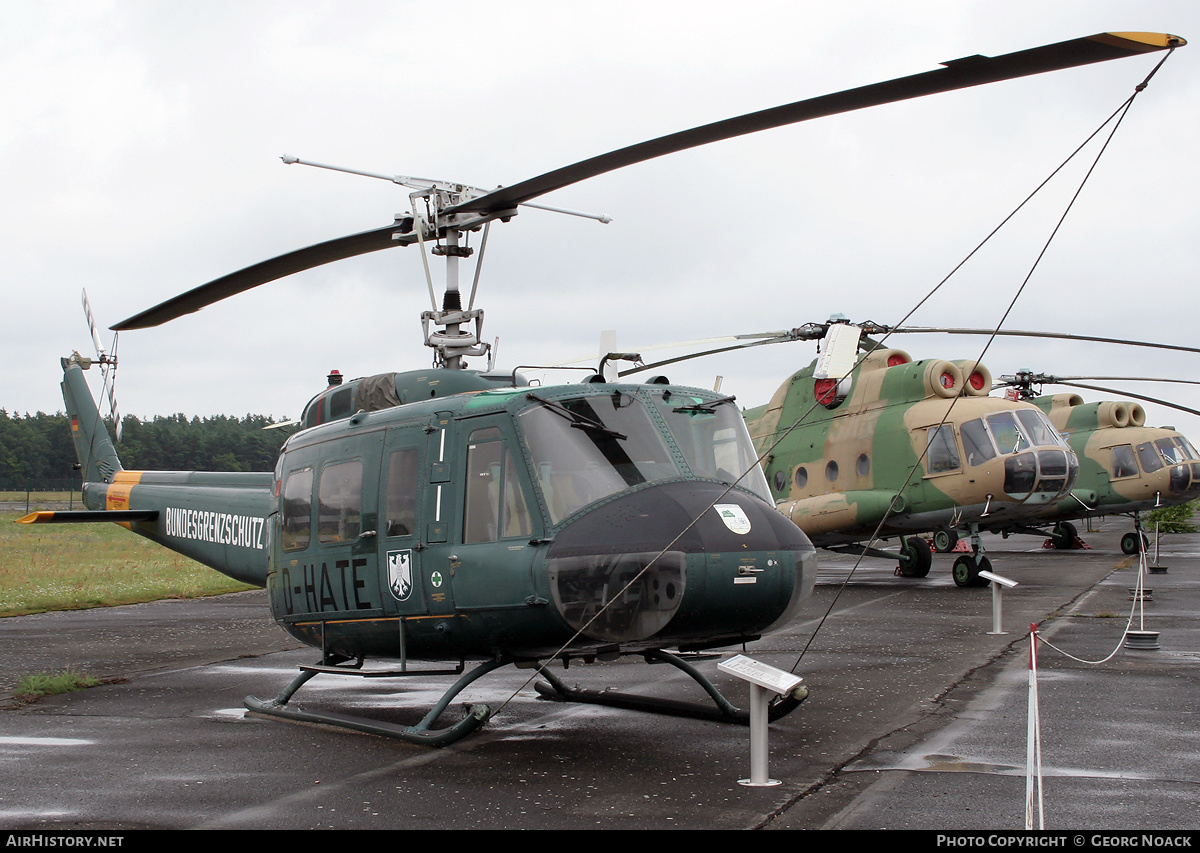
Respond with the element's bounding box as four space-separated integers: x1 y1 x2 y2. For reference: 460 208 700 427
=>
7 670 128 708
1 510 256 617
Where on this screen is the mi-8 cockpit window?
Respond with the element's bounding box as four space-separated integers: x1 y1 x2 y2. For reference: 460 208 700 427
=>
1155 436 1196 465
519 393 680 524
984 412 1028 454
960 419 997 466
1136 441 1164 473
961 409 1066 463
317 460 362 544
652 393 771 502
1016 410 1062 448
463 427 532 544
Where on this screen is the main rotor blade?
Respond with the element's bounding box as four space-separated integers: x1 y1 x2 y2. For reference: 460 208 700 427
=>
113 220 416 330
1050 380 1200 419
114 32 1181 332
619 335 795 377
1046 375 1200 386
891 326 1200 356
448 32 1182 216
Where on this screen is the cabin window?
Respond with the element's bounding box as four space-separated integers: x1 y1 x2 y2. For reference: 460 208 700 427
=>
463 428 532 544
385 449 419 537
773 470 787 493
794 466 808 489
856 453 870 477
317 460 363 544
1111 445 1138 479
825 460 839 482
281 467 313 552
328 386 354 420
926 425 961 474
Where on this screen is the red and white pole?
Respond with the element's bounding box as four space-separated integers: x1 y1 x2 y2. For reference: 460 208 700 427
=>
1025 623 1044 830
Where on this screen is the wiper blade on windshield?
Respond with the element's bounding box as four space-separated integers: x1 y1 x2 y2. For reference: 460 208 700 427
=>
525 393 627 440
672 394 736 414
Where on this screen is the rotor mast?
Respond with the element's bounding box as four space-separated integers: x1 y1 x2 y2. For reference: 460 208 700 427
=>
283 156 498 369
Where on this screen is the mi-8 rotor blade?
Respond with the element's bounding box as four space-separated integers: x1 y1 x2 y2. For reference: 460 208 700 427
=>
113 219 416 330
1040 375 1200 386
448 32 1182 217
890 326 1200 356
1050 381 1200 418
619 317 1200 377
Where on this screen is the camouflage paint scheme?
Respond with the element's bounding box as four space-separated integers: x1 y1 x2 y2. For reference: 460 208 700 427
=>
1026 393 1200 527
744 348 1079 550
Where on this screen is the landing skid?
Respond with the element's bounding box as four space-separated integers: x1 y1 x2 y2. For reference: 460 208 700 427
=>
244 657 505 747
533 649 809 724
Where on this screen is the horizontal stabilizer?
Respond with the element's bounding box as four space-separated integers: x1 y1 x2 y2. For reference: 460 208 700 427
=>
17 510 160 525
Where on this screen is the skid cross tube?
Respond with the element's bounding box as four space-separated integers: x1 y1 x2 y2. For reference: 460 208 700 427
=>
244 658 510 746
533 649 809 724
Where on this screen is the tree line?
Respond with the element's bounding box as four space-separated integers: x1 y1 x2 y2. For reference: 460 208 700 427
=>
0 409 289 491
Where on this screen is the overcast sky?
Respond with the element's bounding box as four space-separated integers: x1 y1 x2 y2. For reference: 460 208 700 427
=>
4 1 1200 438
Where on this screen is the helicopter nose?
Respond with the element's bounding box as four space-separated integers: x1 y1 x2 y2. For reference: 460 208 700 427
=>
1004 448 1078 503
1168 462 1200 498
543 481 815 645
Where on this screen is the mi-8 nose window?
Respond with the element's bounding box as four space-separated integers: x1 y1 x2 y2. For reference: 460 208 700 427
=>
1016 410 1062 447
1156 437 1193 465
985 412 1027 454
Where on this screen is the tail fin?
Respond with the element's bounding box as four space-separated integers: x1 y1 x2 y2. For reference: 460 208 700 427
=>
61 353 123 484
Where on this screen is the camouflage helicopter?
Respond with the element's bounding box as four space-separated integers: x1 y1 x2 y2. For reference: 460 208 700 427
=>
993 371 1200 554
736 321 1080 588
21 32 1184 743
622 319 1200 587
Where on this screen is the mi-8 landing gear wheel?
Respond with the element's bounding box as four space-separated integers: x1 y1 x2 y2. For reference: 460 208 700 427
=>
952 554 992 587
1051 521 1077 550
933 529 959 553
1121 531 1149 555
897 536 932 577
